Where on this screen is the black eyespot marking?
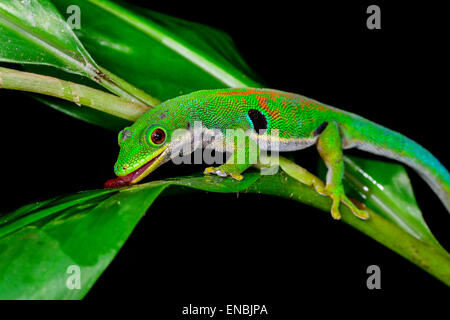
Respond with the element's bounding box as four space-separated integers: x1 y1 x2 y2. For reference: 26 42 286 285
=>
313 122 328 136
248 109 267 133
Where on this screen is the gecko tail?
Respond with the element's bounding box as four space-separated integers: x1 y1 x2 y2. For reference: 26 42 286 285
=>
342 119 450 213
413 165 450 213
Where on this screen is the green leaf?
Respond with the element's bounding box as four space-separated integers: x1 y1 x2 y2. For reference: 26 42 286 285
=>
2 170 449 299
57 0 262 100
246 171 450 286
0 174 261 299
0 0 94 74
318 155 443 249
0 0 158 106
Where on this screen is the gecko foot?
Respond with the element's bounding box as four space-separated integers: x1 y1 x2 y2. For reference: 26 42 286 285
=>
204 165 244 181
315 184 369 220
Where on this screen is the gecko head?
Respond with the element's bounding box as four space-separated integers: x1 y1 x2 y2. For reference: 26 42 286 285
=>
105 108 188 188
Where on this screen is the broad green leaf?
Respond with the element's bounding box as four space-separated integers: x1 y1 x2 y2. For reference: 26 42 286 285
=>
59 0 262 100
0 0 94 74
247 171 450 286
0 174 261 299
1 169 449 299
0 0 158 106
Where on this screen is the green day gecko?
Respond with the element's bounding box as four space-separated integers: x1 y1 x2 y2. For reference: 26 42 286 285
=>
104 88 450 220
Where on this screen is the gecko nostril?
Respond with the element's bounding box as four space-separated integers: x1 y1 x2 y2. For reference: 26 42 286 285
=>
122 165 128 170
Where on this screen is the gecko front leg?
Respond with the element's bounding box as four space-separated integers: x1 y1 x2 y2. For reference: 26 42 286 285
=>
204 130 256 181
204 158 250 181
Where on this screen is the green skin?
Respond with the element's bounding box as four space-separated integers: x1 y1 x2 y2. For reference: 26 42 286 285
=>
107 88 450 220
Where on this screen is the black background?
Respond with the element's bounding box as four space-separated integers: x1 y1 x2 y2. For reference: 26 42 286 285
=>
1 0 449 315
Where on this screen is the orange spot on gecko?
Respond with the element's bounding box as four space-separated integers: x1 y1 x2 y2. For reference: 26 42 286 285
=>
256 96 281 120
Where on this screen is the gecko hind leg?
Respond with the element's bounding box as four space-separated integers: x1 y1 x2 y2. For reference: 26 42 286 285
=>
314 184 369 220
278 155 368 220
316 121 369 220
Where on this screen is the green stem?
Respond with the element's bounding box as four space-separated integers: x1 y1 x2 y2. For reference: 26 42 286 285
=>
243 172 450 286
0 66 149 121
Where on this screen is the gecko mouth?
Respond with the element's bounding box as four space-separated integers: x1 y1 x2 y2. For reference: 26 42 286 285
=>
104 149 166 189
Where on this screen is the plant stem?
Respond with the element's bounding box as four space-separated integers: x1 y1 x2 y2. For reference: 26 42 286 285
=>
0 66 149 121
243 172 450 286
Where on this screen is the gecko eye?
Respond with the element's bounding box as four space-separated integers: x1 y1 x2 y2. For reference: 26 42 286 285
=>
148 127 166 146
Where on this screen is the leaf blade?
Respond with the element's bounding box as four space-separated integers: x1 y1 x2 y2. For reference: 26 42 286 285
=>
0 0 96 75
0 0 158 105
0 174 261 299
